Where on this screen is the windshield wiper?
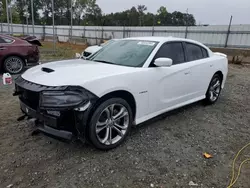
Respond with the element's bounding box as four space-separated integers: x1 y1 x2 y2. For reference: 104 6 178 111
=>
93 60 115 65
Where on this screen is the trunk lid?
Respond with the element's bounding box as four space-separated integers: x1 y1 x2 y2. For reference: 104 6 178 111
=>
21 36 42 46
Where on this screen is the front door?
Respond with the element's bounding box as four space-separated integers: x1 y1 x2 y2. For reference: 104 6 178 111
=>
147 42 193 114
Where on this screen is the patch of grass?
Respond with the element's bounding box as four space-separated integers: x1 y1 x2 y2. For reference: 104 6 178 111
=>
39 42 87 62
211 47 250 64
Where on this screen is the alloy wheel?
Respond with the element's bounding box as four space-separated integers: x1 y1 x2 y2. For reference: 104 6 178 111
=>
95 103 129 145
208 77 221 102
5 57 23 74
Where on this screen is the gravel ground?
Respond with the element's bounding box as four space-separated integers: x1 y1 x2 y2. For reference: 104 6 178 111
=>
0 64 250 188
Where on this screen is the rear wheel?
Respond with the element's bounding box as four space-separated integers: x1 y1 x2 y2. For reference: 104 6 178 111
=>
88 98 133 150
3 56 24 74
205 74 222 104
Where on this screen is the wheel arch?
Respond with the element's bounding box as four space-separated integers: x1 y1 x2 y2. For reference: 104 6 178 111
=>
89 90 137 122
214 70 223 82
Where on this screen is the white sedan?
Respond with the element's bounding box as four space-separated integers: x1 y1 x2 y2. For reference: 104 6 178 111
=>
14 37 228 150
82 39 117 58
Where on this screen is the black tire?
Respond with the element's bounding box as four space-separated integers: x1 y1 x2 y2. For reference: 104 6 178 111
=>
88 98 133 150
204 73 222 104
3 56 25 74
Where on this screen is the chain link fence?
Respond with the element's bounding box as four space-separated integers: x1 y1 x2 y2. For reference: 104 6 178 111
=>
1 23 250 62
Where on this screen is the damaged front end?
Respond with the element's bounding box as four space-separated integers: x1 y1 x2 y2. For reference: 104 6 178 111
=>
13 76 98 142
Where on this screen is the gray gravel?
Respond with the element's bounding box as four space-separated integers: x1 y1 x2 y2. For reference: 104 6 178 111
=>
0 64 250 188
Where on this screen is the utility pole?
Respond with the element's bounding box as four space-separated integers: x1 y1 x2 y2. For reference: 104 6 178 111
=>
24 5 30 35
70 0 73 42
225 15 233 48
52 0 55 53
5 0 10 34
185 8 189 39
23 5 29 35
26 16 29 34
152 16 155 36
9 3 13 34
31 0 35 36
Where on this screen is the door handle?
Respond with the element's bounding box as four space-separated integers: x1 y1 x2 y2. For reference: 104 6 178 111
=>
210 64 213 67
0 47 6 50
184 71 190 75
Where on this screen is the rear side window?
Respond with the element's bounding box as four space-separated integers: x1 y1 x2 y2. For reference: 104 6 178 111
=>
2 37 14 43
154 42 185 65
201 48 209 58
186 43 204 61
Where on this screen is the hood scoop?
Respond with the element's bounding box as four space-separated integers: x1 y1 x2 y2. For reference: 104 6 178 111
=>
41 67 55 73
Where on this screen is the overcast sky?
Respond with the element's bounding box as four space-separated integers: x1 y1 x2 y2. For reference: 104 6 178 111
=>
96 0 250 25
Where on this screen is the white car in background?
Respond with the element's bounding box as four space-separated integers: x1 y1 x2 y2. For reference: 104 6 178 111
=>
82 39 117 58
15 37 228 150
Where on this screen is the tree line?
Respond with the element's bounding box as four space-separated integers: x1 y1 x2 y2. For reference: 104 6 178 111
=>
0 0 196 26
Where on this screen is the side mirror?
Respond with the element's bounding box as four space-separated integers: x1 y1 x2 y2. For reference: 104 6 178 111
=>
154 58 173 67
75 53 81 59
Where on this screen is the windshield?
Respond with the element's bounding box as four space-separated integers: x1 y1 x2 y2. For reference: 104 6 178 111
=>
89 40 158 67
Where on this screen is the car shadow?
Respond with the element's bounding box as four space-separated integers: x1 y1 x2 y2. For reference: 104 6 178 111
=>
29 100 207 153
67 100 206 151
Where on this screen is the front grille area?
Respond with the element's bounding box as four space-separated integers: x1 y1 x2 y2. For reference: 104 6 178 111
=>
14 76 80 133
17 85 40 109
15 76 68 110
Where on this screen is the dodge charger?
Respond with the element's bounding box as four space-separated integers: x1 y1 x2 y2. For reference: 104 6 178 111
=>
14 37 228 150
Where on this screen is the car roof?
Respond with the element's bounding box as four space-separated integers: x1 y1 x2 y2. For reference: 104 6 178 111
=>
122 36 207 47
122 36 175 42
0 34 16 39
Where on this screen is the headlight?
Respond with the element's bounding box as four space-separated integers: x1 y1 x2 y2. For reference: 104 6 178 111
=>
40 91 88 109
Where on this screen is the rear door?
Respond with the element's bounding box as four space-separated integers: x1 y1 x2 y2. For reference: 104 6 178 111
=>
0 37 9 63
184 42 213 98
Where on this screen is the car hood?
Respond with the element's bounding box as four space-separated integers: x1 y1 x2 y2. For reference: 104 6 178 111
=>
21 59 137 87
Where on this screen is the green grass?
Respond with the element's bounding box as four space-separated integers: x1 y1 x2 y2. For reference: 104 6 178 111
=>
39 42 87 62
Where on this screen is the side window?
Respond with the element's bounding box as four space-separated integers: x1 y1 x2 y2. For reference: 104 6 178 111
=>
2 37 14 43
0 37 6 43
154 42 185 65
186 43 203 61
201 47 209 58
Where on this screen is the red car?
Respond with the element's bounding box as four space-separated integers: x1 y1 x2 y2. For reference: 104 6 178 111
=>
0 34 41 74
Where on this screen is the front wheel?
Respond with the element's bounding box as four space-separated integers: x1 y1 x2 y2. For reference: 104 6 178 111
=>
205 74 222 104
88 98 133 150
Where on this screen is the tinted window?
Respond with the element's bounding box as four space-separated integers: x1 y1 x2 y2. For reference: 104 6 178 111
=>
201 48 208 58
2 37 14 43
154 42 185 65
0 37 6 43
186 43 204 61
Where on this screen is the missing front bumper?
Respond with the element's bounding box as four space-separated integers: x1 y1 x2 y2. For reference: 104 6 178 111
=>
36 123 73 140
20 100 58 127
19 100 77 140
18 98 93 143
14 76 99 143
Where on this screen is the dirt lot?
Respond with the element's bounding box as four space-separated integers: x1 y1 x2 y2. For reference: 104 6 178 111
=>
0 64 250 188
